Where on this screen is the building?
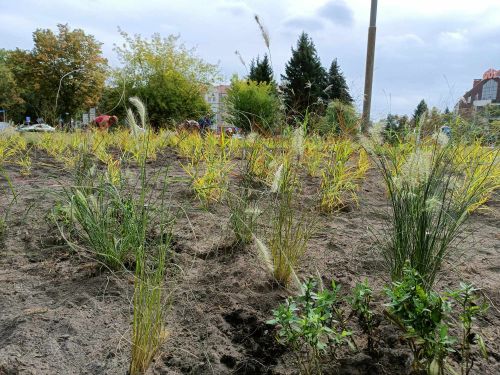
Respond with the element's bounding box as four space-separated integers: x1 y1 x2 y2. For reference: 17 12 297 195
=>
204 85 230 126
456 68 500 112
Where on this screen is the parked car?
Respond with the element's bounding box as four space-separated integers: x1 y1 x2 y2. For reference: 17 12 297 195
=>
17 123 55 133
0 122 11 131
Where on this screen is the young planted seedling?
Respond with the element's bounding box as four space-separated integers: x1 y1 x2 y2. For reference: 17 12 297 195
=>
268 279 353 375
385 266 455 374
449 283 489 375
349 279 377 353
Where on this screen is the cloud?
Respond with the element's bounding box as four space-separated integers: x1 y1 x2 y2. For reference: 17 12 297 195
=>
317 0 354 27
217 2 252 17
283 16 325 32
381 33 425 47
438 29 468 50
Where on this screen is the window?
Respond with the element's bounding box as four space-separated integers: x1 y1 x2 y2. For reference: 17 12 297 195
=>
482 79 498 100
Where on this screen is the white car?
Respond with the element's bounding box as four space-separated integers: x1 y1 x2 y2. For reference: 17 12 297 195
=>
17 123 56 133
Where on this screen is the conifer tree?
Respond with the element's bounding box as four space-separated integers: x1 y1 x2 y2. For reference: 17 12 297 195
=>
413 99 428 125
281 32 327 116
325 59 352 104
248 54 273 84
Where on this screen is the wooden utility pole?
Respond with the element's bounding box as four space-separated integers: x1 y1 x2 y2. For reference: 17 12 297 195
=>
361 0 378 133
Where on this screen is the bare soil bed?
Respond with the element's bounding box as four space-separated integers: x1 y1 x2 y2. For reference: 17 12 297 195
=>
1 147 499 375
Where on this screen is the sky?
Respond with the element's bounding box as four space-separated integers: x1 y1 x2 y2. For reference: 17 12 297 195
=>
1 0 499 119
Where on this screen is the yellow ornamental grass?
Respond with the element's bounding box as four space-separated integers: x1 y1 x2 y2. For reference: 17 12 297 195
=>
0 132 27 165
176 131 203 164
453 143 499 212
17 153 32 176
106 158 122 186
182 132 234 204
304 141 324 177
319 140 370 212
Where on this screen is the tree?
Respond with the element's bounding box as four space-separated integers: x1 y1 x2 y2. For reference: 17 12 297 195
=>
325 59 352 104
248 54 274 84
112 30 220 127
225 76 281 134
412 99 428 126
8 24 107 124
0 49 25 122
281 32 327 117
384 114 409 144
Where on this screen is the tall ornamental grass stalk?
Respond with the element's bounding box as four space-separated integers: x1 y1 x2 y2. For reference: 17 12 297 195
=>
266 158 314 286
54 97 171 374
130 239 169 375
126 97 171 374
376 141 498 289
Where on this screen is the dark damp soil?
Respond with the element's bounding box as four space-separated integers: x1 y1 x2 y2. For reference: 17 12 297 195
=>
0 146 498 375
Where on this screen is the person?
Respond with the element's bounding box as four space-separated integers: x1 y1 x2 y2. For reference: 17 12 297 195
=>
94 115 118 130
200 115 212 130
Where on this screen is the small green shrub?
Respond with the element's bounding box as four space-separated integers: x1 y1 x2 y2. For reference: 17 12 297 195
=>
385 266 490 374
385 266 455 374
225 76 282 134
315 99 359 136
268 279 353 374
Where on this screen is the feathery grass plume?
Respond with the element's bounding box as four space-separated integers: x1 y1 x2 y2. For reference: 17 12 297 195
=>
254 14 270 49
395 150 432 189
369 120 385 145
126 108 140 136
253 14 274 79
234 50 247 72
433 130 449 147
253 234 274 274
129 96 147 130
270 163 284 193
291 126 305 160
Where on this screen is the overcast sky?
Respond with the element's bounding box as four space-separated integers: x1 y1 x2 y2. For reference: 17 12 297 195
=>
1 0 499 118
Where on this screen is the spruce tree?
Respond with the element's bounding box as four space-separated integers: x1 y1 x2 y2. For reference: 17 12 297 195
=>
413 99 428 125
248 54 273 84
325 59 352 104
281 32 327 116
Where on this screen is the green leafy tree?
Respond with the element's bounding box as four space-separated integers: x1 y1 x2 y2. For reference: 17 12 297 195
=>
8 24 107 124
325 59 352 104
281 32 327 117
248 54 274 84
0 49 25 122
112 30 219 128
225 76 281 134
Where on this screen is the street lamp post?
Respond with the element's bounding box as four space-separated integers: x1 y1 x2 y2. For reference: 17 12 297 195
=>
361 0 378 133
54 68 84 121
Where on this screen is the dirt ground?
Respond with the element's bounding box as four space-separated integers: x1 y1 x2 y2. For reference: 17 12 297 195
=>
0 147 498 375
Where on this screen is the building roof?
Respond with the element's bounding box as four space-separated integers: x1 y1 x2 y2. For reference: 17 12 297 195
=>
458 68 500 111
